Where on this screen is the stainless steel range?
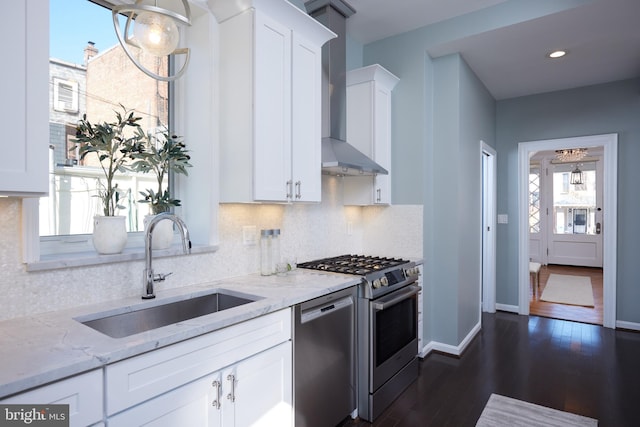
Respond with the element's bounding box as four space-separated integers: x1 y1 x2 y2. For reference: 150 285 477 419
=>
298 255 421 422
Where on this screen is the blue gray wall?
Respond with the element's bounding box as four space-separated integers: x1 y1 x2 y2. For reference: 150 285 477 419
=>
361 33 495 345
496 78 640 322
429 54 496 344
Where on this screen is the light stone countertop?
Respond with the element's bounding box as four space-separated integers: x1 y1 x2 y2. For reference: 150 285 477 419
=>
0 270 360 399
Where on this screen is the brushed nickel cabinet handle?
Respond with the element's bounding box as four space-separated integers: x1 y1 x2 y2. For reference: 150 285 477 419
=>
211 380 221 409
286 180 293 199
226 374 236 402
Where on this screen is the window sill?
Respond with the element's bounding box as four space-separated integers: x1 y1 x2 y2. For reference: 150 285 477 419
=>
26 244 219 272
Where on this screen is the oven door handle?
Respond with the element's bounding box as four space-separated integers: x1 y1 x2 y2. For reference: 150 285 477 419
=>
372 285 420 311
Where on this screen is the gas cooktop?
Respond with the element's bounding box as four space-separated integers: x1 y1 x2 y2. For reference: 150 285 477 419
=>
297 254 409 276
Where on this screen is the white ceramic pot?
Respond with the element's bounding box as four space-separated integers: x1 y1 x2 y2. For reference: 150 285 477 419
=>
144 214 175 250
92 215 127 254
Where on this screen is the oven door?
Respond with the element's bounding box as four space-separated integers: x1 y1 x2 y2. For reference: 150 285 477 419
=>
370 284 420 391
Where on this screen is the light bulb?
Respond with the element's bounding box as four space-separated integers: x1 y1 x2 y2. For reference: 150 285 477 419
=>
133 11 179 57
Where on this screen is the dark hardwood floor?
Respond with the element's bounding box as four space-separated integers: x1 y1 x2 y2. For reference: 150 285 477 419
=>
341 312 640 427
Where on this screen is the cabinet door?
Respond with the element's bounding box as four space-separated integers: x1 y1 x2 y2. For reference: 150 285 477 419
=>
372 85 392 204
108 373 221 427
225 341 292 427
291 33 322 202
345 66 398 206
254 12 292 202
0 370 103 427
346 82 392 205
0 0 48 195
345 82 376 205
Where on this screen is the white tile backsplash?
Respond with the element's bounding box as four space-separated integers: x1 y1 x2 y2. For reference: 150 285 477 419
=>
0 177 422 320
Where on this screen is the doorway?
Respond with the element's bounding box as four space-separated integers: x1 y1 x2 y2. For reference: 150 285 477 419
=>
517 134 617 328
530 149 604 267
482 142 497 314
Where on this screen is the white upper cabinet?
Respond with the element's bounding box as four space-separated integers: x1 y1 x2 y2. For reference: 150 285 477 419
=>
213 0 335 203
345 65 399 205
0 0 49 196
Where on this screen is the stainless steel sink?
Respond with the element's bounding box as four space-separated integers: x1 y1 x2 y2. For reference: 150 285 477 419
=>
78 291 261 338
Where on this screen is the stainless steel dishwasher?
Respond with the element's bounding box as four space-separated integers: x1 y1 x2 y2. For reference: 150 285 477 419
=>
294 286 357 427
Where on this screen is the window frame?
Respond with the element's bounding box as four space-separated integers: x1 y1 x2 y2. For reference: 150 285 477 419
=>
22 0 220 269
52 77 79 112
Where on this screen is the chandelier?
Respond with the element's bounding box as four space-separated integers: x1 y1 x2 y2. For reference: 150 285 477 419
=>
555 148 588 163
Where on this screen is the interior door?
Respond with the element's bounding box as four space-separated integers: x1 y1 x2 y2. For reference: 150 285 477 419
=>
547 160 603 267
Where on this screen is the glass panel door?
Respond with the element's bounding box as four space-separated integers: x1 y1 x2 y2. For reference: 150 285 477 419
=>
547 161 603 267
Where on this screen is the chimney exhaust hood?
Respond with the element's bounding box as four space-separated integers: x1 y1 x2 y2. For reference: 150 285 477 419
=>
305 0 388 176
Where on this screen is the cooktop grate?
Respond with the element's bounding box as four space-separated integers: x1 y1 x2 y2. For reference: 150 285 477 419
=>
298 254 409 276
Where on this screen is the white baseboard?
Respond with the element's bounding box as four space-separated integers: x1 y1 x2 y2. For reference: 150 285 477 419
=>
616 320 640 331
495 303 519 313
419 321 481 357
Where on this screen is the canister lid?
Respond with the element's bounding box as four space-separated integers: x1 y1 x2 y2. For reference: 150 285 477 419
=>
272 229 281 236
261 229 273 236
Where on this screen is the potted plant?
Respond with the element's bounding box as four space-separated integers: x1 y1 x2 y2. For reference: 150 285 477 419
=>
72 106 145 254
131 129 192 249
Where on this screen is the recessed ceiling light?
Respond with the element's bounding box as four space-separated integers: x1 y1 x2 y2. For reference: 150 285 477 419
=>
548 50 567 59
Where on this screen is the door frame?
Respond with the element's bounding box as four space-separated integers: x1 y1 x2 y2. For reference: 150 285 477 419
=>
482 142 497 314
518 133 617 328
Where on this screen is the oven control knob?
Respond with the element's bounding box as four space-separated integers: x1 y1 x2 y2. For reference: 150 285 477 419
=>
372 279 382 289
380 277 389 286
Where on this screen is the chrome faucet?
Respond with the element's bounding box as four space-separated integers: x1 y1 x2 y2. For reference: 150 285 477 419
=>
142 213 191 299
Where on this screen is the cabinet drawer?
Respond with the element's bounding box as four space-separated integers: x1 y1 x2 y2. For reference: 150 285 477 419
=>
0 369 103 427
106 308 291 415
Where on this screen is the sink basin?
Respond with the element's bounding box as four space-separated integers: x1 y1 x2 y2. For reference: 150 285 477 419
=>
78 291 261 338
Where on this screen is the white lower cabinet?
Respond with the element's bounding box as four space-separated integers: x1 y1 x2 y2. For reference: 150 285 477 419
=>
0 310 292 427
108 342 291 427
106 308 292 426
224 341 292 426
0 369 103 427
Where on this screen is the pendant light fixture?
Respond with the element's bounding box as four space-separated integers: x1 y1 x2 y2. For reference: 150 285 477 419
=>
112 0 191 82
570 165 584 185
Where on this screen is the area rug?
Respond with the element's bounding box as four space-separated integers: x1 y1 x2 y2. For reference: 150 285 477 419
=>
476 394 597 427
540 274 594 307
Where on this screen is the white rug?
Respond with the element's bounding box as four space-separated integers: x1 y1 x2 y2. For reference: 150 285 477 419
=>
476 394 598 427
540 274 594 307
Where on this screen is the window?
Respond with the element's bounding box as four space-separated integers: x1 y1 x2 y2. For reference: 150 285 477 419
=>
561 172 569 193
53 78 79 112
43 0 171 248
552 166 597 235
23 0 218 266
528 166 540 234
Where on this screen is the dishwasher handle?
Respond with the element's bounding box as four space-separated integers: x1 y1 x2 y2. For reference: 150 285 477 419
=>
372 285 420 311
300 296 354 324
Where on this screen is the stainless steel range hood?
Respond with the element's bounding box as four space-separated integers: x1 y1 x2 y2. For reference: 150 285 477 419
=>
305 0 388 176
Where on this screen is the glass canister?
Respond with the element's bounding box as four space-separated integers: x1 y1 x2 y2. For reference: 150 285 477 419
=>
260 229 273 276
271 229 281 274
